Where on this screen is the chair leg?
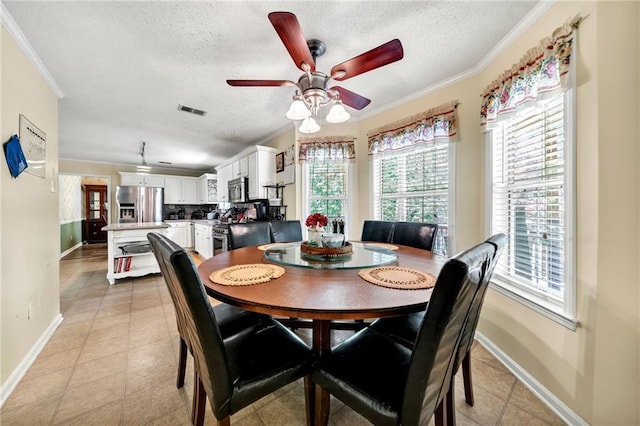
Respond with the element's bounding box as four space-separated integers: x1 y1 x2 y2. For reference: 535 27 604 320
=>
177 337 187 388
217 416 230 426
445 376 456 426
462 350 474 406
434 397 447 426
192 371 207 426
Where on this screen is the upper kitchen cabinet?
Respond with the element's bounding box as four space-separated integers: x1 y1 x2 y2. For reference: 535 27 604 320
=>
119 172 165 187
216 166 231 202
164 176 198 204
230 156 248 179
216 145 276 201
198 173 218 204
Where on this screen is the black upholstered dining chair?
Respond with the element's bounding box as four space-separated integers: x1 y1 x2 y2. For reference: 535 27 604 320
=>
270 220 303 242
368 233 507 424
360 220 395 243
150 233 269 398
227 221 272 249
391 221 439 251
312 241 496 426
147 232 313 426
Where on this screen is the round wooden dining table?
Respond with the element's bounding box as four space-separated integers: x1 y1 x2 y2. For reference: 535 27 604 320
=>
197 241 447 425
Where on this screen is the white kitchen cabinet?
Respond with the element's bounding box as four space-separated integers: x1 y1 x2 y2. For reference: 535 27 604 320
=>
186 222 194 248
198 173 218 204
165 221 190 247
247 147 276 200
216 165 231 202
119 172 165 187
193 223 213 258
164 176 198 204
230 156 248 178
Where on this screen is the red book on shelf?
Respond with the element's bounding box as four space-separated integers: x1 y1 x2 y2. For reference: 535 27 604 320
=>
124 256 132 272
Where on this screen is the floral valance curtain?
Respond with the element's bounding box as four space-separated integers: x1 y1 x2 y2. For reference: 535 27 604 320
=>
367 101 459 155
298 136 356 163
480 19 580 130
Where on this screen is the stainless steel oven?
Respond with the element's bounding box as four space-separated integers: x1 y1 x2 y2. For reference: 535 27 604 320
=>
212 226 229 255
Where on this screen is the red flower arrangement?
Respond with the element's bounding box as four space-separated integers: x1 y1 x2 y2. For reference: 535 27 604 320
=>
305 213 328 228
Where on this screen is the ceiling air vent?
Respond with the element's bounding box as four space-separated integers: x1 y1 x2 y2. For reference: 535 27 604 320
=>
177 104 207 116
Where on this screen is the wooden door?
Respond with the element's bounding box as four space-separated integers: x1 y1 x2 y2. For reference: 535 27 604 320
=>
84 185 108 243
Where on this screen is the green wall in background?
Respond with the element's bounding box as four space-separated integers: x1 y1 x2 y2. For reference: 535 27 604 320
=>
60 221 83 253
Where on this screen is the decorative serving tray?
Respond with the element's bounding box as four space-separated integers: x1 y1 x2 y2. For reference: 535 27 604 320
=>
300 241 353 260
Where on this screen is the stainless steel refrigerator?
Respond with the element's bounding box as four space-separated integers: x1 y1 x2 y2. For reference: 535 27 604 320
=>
116 186 163 223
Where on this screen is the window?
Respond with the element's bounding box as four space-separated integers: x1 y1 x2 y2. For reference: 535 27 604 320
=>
303 160 351 230
372 141 451 255
488 92 576 326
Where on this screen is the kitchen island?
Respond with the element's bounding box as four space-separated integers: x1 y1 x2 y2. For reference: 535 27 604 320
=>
102 222 169 284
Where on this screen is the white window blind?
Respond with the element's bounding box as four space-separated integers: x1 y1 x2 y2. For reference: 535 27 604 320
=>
491 95 567 303
372 142 449 254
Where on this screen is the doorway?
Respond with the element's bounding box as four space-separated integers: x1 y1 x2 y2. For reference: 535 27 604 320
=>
84 184 108 243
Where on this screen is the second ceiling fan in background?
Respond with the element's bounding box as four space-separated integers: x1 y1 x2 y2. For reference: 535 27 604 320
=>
226 11 404 133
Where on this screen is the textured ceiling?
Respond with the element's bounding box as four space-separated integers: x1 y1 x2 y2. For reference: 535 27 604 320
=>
3 1 542 172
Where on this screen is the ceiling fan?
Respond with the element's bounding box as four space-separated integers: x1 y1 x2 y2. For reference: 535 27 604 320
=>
227 11 404 133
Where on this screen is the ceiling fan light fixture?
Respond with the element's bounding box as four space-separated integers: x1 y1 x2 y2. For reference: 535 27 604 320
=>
286 99 312 120
299 117 320 134
325 101 350 123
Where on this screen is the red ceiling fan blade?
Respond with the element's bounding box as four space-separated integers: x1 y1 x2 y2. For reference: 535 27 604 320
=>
227 79 297 87
330 86 371 110
268 12 316 72
330 39 404 81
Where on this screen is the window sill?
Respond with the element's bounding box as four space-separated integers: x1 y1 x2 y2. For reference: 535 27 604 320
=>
489 281 579 330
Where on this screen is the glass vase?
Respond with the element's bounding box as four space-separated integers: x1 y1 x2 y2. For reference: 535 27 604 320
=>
307 227 323 247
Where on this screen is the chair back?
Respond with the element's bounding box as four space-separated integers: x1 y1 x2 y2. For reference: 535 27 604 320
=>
270 220 303 243
401 241 495 425
228 222 272 249
147 232 233 416
453 233 507 369
392 222 438 251
361 220 395 243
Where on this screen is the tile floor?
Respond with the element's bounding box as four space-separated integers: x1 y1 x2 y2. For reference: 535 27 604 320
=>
1 247 566 425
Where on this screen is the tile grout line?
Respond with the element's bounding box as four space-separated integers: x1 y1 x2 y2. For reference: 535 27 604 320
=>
495 378 518 425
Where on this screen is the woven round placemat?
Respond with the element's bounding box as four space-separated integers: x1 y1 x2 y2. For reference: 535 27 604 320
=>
209 263 285 286
359 266 436 290
362 242 399 251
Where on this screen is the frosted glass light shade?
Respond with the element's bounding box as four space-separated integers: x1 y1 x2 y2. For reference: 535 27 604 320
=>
285 100 312 120
298 117 320 134
325 102 350 123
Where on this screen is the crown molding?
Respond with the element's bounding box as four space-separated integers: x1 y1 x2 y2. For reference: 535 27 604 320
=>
1 3 65 99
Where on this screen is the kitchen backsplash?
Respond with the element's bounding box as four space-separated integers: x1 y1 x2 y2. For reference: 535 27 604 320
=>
163 204 216 220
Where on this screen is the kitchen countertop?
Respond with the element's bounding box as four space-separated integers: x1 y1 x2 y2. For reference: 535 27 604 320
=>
190 220 221 226
102 222 170 231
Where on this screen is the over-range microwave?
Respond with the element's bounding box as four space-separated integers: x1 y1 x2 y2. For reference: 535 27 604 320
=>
228 177 248 203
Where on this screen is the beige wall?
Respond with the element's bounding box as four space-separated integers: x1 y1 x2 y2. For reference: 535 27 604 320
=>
479 2 639 423
1 27 60 386
264 2 640 423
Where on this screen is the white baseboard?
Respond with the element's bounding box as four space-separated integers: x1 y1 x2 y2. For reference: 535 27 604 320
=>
60 242 83 259
475 332 587 426
0 313 64 408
